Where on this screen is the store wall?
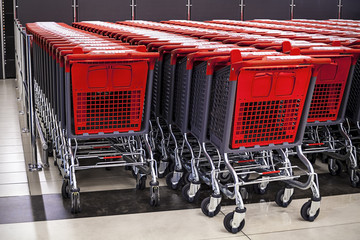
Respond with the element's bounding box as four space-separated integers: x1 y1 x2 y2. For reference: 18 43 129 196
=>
244 0 290 20
342 0 360 20
294 0 338 20
136 0 186 21
78 0 130 22
191 0 240 21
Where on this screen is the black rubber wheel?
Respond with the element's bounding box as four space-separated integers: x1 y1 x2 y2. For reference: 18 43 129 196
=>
350 171 360 188
306 153 317 164
182 183 200 203
223 212 245 234
61 180 70 199
201 196 221 217
275 188 292 208
150 192 159 206
219 171 232 184
328 159 342 176
71 192 81 214
253 182 268 195
165 172 181 190
300 200 320 222
136 175 146 190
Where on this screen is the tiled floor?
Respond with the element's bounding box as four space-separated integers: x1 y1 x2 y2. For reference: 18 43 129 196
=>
0 79 360 239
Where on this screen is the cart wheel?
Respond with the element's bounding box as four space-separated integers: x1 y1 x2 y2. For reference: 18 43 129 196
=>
253 182 268 195
201 197 221 217
71 191 81 214
165 172 181 190
350 172 360 188
223 212 245 234
275 188 292 208
306 153 317 164
61 179 70 199
183 172 192 185
182 183 200 203
218 171 232 184
328 159 342 176
136 175 147 190
300 200 320 222
150 187 160 207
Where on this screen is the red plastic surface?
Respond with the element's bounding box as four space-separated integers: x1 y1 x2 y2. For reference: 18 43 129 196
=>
231 65 312 148
307 56 351 122
71 61 148 135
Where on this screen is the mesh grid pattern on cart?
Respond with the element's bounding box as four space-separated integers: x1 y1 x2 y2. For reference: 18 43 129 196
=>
346 58 360 122
70 61 148 135
161 54 173 121
209 66 231 142
151 61 160 113
231 66 312 148
190 62 208 132
307 56 351 123
173 57 189 129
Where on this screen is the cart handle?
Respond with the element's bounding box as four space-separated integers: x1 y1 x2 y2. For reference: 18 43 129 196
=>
170 48 209 65
186 49 241 70
229 57 332 81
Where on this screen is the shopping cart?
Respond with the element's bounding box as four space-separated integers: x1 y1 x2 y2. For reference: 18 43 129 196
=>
26 22 160 213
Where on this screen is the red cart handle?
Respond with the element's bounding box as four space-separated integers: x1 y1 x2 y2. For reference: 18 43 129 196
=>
229 56 332 81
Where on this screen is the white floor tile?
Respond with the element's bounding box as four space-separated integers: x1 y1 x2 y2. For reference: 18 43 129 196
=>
0 153 25 163
0 172 28 184
221 194 360 236
0 183 30 197
0 146 24 154
248 222 360 240
0 162 27 173
0 208 246 240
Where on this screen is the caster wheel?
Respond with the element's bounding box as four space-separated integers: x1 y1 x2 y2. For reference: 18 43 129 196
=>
350 172 360 188
201 196 221 217
275 188 292 208
218 171 232 184
61 180 70 199
150 191 160 206
306 153 317 164
165 172 181 190
223 212 245 234
300 200 320 222
71 191 81 214
328 159 342 176
182 183 200 203
136 175 146 190
183 172 192 185
253 182 268 195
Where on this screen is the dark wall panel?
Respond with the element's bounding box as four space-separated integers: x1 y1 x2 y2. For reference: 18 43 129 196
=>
79 0 130 22
192 0 239 21
136 0 186 21
18 0 72 24
294 0 338 19
342 0 360 20
244 0 289 20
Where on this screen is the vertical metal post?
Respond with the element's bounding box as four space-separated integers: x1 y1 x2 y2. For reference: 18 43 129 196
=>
130 0 136 20
338 0 343 19
1 0 5 79
25 34 40 171
239 0 245 21
290 0 295 20
72 0 79 22
13 0 18 19
186 0 192 21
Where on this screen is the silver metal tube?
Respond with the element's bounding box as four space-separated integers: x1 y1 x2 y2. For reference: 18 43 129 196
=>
240 0 245 21
186 0 192 21
131 0 136 21
1 0 5 79
290 0 295 20
338 0 343 19
72 0 78 22
26 34 39 168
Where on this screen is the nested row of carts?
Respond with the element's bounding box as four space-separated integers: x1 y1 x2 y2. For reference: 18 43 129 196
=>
14 18 360 233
